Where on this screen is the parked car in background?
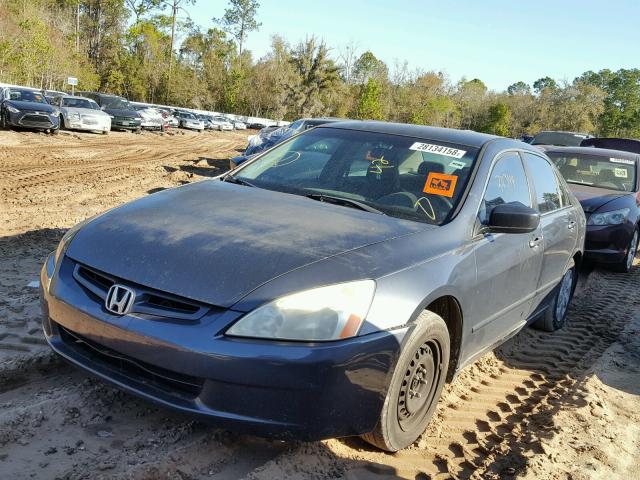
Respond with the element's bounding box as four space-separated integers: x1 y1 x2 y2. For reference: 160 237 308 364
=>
196 114 214 130
530 131 593 147
174 110 204 131
0 87 60 133
79 92 142 132
233 117 345 167
580 137 640 154
133 105 165 131
211 116 234 131
247 121 269 129
158 108 179 127
50 95 111 134
547 146 640 272
229 118 247 130
41 121 584 452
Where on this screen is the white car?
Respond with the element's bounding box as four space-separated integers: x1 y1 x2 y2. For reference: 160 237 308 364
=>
51 95 111 134
134 105 165 131
212 116 234 131
175 111 204 131
230 119 247 130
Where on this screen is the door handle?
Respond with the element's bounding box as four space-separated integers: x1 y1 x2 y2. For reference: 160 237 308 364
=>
529 237 542 248
568 221 576 230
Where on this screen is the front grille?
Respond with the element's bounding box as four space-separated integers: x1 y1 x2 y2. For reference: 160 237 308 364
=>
73 263 208 321
82 115 98 125
114 116 138 123
58 324 204 399
20 114 52 127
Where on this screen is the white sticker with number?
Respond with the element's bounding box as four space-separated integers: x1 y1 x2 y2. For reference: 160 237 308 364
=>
614 168 628 178
610 157 634 165
410 142 467 158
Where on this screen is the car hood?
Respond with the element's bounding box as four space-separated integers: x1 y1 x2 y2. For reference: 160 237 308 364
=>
569 183 630 212
63 106 109 117
7 100 56 113
103 108 141 118
66 181 426 307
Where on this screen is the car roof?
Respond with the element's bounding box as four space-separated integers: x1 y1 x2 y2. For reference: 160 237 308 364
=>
544 146 640 163
317 120 499 148
60 95 95 101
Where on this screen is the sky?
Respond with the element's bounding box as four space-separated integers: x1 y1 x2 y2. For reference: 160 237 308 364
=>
185 0 640 91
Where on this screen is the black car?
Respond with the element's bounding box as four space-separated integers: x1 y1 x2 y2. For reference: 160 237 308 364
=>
547 146 640 272
41 121 585 451
531 131 593 147
0 87 60 133
78 92 142 131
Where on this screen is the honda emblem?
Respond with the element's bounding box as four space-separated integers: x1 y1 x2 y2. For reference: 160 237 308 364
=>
105 284 135 315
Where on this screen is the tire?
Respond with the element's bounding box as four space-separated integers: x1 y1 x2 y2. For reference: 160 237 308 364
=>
614 228 638 273
534 260 576 332
361 311 450 452
102 130 109 135
0 110 7 129
59 115 66 129
51 127 59 135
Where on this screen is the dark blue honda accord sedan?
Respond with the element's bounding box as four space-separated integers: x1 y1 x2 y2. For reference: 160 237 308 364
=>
41 121 585 451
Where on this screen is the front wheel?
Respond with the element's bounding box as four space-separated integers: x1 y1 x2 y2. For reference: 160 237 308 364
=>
361 311 450 451
615 228 638 273
0 110 7 129
534 261 576 332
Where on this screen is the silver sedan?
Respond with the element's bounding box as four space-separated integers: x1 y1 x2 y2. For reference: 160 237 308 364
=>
51 95 111 134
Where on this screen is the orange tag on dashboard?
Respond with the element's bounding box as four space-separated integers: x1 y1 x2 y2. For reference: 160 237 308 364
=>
423 172 458 197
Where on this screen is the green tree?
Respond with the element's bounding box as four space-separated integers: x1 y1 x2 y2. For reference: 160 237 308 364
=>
355 78 382 120
533 76 557 94
287 36 340 117
482 103 511 136
507 81 531 96
214 0 260 57
352 51 388 84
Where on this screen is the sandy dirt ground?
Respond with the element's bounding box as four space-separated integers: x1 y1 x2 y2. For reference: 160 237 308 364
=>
1 128 639 479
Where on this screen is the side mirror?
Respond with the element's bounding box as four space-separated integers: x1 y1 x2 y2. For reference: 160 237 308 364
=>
488 202 540 234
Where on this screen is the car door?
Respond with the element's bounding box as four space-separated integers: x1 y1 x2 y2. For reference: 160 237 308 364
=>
522 152 578 313
469 152 544 352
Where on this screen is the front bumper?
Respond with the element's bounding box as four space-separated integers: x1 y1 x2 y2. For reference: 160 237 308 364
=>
66 116 110 132
584 222 634 264
9 111 58 129
111 118 142 130
41 257 404 440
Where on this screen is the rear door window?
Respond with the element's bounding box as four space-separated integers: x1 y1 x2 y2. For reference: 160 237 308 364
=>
523 153 563 214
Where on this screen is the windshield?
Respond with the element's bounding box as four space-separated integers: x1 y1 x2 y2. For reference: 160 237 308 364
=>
62 98 99 110
100 96 131 110
548 152 637 192
531 132 587 146
8 89 47 104
234 127 479 225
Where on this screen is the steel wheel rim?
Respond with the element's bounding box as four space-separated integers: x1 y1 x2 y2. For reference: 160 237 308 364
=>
556 269 573 320
626 231 638 270
397 339 442 432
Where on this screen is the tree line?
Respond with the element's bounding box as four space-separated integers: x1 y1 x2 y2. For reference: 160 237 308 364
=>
1 0 639 137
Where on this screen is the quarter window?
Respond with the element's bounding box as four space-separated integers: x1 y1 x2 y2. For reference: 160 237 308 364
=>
523 153 563 214
479 153 532 225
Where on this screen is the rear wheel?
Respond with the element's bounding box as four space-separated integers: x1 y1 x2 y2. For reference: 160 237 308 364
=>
361 311 450 452
59 115 66 129
615 228 638 273
534 261 576 331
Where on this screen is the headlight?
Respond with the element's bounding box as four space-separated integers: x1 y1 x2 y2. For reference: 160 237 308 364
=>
588 208 630 226
226 280 376 341
69 112 80 120
7 105 20 113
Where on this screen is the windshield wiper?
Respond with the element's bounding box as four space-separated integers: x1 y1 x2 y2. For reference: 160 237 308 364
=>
305 194 385 215
222 175 255 187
